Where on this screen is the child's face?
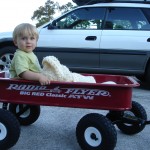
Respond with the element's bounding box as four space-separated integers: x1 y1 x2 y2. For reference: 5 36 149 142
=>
14 34 37 53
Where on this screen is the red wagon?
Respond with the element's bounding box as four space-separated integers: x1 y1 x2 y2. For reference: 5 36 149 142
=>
0 72 148 150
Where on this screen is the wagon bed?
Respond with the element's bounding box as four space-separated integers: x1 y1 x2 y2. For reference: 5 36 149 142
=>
0 72 139 110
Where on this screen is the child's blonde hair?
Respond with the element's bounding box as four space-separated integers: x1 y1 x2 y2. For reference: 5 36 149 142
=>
13 23 39 42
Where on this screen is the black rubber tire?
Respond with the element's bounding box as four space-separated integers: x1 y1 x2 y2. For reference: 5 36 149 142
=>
116 101 147 135
136 75 146 82
106 111 123 123
145 63 150 83
9 104 41 126
0 109 20 149
0 46 16 70
76 113 117 150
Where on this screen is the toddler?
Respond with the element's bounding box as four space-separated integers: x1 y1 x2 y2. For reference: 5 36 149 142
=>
10 23 50 85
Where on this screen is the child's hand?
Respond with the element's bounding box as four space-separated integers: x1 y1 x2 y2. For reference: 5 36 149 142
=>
19 71 51 85
38 74 51 85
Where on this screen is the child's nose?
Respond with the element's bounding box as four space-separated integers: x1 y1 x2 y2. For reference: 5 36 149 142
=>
27 39 31 43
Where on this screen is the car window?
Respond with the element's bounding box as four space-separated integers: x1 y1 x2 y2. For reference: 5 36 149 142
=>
141 8 150 29
55 7 106 30
104 7 150 30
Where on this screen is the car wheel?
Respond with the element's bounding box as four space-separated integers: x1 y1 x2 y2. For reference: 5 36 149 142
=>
76 113 117 150
9 104 41 126
136 75 146 82
116 101 147 135
145 62 150 83
0 109 20 149
0 46 16 70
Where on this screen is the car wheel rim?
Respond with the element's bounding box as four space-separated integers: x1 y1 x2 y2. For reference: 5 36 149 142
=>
0 122 7 140
0 53 14 70
84 127 102 147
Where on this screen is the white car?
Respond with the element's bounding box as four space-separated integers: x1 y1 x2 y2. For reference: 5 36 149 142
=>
0 0 150 83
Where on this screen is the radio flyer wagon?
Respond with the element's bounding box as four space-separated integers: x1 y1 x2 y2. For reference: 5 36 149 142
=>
0 71 149 150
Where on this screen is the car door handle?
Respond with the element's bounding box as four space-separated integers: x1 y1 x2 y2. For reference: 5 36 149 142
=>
147 38 150 42
85 36 97 41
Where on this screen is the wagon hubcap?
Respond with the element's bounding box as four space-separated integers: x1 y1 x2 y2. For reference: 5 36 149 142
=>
84 127 101 147
0 123 7 140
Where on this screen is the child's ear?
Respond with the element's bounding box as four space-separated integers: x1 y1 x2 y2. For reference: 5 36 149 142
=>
13 40 18 46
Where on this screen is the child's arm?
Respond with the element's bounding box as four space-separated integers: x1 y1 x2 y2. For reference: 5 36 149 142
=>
20 70 50 85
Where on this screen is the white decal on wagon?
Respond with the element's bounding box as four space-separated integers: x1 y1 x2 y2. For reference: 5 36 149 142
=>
7 84 111 100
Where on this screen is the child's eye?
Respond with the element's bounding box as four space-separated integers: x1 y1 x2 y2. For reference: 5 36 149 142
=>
31 37 35 40
21 37 27 40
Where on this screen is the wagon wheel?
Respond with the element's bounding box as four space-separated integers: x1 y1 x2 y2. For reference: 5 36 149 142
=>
0 109 20 149
76 113 117 150
9 104 41 126
116 101 147 135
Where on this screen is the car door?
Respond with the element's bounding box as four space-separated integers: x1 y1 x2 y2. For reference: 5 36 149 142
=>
36 7 106 72
100 7 150 75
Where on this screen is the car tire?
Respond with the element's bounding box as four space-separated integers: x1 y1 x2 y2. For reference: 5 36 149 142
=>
116 101 147 135
136 75 146 82
0 109 20 149
145 62 150 83
9 104 41 126
0 46 16 70
76 113 117 150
